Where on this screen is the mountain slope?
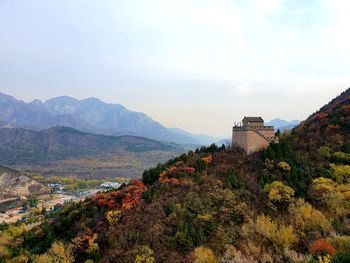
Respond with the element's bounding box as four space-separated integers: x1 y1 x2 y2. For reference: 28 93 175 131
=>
168 127 218 145
0 92 92 131
293 87 350 151
0 92 207 145
0 126 183 165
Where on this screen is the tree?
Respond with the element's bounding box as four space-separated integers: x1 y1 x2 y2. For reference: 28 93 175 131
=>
33 241 74 263
310 177 336 199
0 245 11 258
331 252 350 263
328 236 350 254
264 181 295 205
275 129 281 138
86 233 99 254
227 168 239 188
33 254 54 263
28 196 38 208
310 177 350 217
330 164 350 183
278 161 291 172
135 246 155 263
309 239 336 256
193 246 216 263
331 151 350 164
317 146 331 159
288 199 331 235
106 210 122 226
242 214 298 253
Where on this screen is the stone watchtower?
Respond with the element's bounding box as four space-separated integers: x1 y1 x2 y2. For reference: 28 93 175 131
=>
232 117 278 154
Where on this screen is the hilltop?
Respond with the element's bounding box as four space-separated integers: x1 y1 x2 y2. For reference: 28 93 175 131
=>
1 88 350 262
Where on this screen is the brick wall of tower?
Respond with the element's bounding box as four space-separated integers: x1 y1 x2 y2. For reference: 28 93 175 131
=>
232 129 276 154
246 130 271 154
232 130 247 152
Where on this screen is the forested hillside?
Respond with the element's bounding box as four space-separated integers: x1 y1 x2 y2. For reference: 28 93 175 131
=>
1 88 350 262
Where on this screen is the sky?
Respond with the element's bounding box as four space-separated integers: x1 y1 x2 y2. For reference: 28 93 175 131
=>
0 0 349 137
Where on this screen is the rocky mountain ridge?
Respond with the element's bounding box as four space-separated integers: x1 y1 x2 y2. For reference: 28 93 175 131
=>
0 92 214 145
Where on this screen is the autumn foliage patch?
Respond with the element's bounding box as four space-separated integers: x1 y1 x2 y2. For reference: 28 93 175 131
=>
93 180 147 211
201 155 213 164
158 161 195 185
308 239 336 256
341 105 350 111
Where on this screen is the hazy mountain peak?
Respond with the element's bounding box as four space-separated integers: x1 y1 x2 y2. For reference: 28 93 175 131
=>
45 95 79 105
29 99 43 105
0 92 213 145
267 118 301 131
0 92 18 102
82 97 103 103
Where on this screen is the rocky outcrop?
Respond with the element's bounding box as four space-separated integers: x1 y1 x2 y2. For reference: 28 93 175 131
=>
0 166 47 200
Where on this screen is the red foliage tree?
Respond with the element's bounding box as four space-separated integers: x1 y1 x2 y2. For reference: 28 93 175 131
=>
158 163 196 185
309 239 336 255
93 180 147 212
328 124 340 130
201 155 213 164
318 113 329 120
341 105 350 111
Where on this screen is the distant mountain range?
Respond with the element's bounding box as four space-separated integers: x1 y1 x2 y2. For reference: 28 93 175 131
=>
266 118 300 131
0 92 301 147
0 92 216 145
0 126 183 165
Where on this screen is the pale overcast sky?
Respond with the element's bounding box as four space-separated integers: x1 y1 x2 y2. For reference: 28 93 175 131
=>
0 0 349 137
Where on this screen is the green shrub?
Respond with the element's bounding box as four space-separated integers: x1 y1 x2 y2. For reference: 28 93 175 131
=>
194 160 207 173
331 152 350 164
142 189 155 203
318 146 331 159
226 168 239 188
329 236 350 253
331 252 350 262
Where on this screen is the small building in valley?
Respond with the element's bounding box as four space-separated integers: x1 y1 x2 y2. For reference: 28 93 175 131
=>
100 182 121 191
232 117 278 154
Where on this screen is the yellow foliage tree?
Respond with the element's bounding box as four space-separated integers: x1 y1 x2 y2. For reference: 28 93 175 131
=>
311 177 350 217
311 177 336 198
134 246 155 263
193 246 216 263
328 235 350 253
33 241 74 263
0 223 29 260
86 233 99 254
318 255 331 263
244 214 298 252
33 254 54 263
330 164 350 183
278 161 291 172
0 245 11 258
289 199 331 234
5 254 30 263
264 181 295 204
106 210 122 226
